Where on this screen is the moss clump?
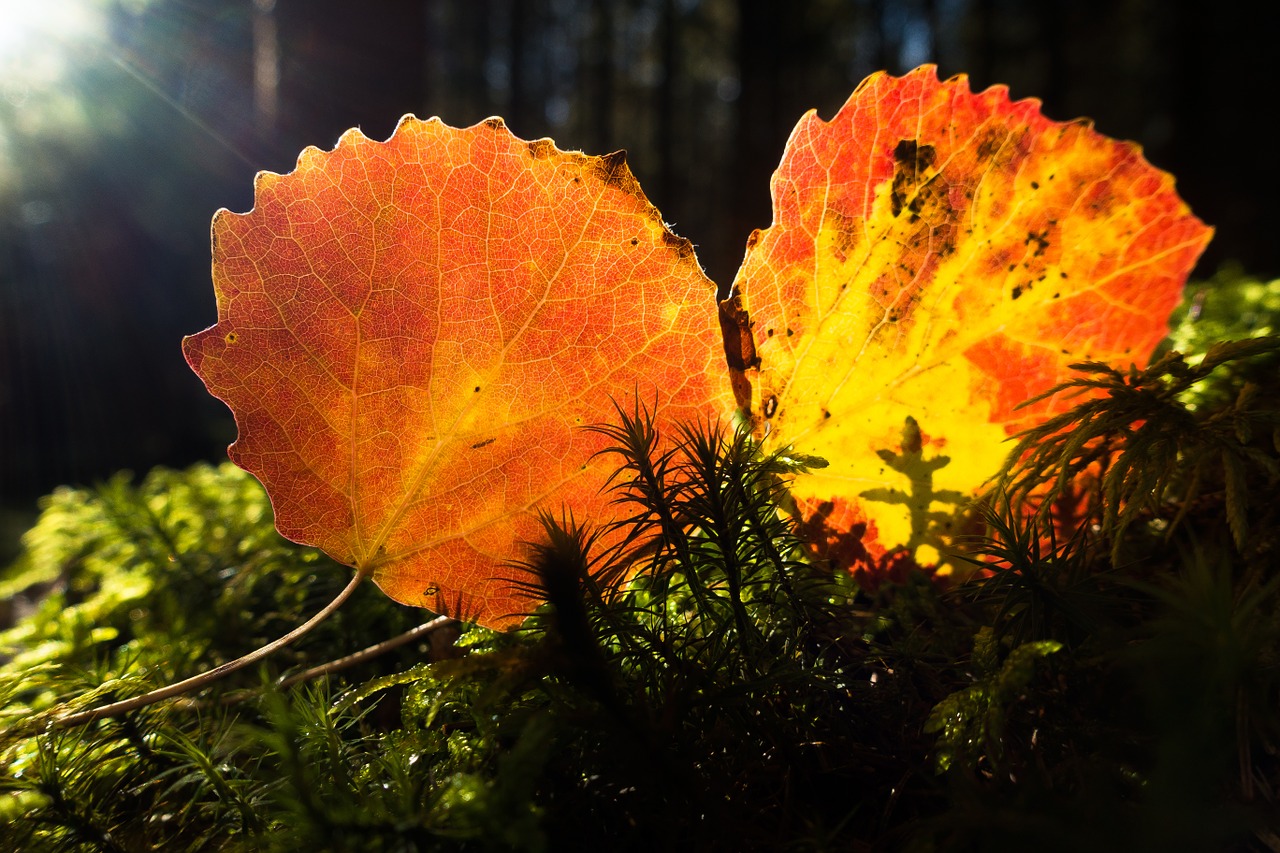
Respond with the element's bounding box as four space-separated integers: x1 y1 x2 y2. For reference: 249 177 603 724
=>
2 270 1279 851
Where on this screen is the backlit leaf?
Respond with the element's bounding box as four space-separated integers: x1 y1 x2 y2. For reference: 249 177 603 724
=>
723 66 1211 575
183 116 729 628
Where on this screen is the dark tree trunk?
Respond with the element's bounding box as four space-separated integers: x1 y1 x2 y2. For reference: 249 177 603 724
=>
507 0 531 135
658 0 678 209
588 0 615 152
726 0 785 293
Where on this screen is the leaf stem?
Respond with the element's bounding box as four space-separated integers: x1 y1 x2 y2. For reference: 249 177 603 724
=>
45 568 370 731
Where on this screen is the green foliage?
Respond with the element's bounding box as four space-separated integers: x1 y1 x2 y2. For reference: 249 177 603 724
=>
1162 265 1280 410
3 271 1280 850
1001 271 1280 558
0 464 428 850
924 628 1062 773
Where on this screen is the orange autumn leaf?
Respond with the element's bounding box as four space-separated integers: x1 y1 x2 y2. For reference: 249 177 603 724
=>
724 65 1211 575
183 116 729 628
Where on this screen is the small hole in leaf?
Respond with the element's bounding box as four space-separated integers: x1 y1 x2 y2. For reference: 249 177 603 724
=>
424 583 439 597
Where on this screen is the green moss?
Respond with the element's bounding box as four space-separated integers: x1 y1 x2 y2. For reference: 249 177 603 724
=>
1 274 1279 848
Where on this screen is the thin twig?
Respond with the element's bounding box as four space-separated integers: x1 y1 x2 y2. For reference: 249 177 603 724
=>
40 569 370 731
276 615 457 690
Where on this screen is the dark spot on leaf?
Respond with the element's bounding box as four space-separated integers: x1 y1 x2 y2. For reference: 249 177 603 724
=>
1031 181 1040 190
906 193 926 223
661 230 694 260
786 327 794 337
630 237 639 246
526 138 556 159
474 386 481 393
1024 229 1050 257
596 150 628 184
471 438 496 450
824 209 857 256
822 409 832 419
891 139 936 219
1012 285 1024 300
766 328 775 338
482 117 504 130
225 332 238 345
894 138 935 169
592 150 645 199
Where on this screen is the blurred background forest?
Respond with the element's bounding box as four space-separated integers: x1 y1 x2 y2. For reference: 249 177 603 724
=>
0 0 1274 553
